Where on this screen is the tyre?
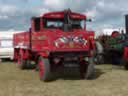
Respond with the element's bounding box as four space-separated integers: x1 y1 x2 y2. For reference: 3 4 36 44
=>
94 54 104 64
120 57 128 70
17 49 30 69
17 56 29 69
123 59 128 70
124 63 128 70
95 41 104 64
0 59 2 62
38 57 52 81
85 58 95 79
80 58 95 79
95 41 104 54
35 64 39 71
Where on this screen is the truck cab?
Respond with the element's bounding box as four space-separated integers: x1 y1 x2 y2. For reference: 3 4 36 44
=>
31 9 95 57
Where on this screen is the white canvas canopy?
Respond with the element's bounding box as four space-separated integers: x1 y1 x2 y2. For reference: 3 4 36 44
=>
0 30 23 38
0 30 23 61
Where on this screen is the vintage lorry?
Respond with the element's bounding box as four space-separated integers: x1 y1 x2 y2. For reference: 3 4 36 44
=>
13 9 96 81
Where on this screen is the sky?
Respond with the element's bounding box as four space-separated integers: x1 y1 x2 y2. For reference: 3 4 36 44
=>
0 0 128 34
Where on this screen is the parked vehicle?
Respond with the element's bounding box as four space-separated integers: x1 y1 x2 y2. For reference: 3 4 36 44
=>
13 9 96 81
0 31 22 62
97 15 128 69
123 15 128 69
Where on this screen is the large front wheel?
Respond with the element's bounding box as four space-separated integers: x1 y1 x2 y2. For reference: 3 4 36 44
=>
17 55 29 70
123 59 128 70
38 57 52 81
17 49 30 69
80 58 95 79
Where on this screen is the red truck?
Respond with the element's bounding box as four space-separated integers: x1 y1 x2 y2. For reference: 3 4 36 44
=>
13 9 95 81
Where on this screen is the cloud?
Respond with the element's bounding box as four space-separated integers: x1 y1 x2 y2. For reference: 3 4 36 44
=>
0 5 18 16
0 0 128 32
84 8 97 19
0 15 9 20
43 0 65 10
0 3 50 31
84 0 128 33
42 0 98 12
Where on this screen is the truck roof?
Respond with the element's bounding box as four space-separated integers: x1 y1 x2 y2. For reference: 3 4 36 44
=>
42 10 86 19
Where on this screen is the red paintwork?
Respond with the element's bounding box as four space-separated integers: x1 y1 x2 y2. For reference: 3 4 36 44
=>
124 47 128 61
39 59 45 79
42 11 86 19
13 10 95 60
111 31 120 38
13 32 30 49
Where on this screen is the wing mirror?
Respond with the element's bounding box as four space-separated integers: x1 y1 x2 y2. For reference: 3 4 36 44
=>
86 19 92 22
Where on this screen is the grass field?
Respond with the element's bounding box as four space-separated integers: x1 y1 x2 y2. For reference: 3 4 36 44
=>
0 62 128 96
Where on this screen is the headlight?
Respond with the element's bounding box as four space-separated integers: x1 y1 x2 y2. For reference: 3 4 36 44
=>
54 42 59 48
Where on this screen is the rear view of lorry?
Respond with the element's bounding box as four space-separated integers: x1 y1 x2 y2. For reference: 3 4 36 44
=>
0 37 13 61
14 9 96 81
0 31 23 62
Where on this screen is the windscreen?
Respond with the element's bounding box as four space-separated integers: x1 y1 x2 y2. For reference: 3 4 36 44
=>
44 19 64 29
43 18 85 30
70 19 85 29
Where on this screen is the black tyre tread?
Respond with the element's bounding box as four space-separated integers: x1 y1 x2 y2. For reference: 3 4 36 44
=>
85 58 95 79
121 58 128 70
19 60 29 70
124 62 128 70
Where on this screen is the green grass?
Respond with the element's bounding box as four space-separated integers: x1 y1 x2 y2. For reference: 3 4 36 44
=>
0 62 128 96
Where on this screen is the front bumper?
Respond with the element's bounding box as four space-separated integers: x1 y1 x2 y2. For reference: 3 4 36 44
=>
50 51 89 58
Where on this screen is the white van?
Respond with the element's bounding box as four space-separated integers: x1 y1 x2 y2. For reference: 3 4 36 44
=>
0 31 23 61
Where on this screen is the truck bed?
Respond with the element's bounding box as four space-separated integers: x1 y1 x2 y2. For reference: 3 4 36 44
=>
13 32 31 49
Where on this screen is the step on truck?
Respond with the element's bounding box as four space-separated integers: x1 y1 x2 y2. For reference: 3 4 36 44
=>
13 9 96 81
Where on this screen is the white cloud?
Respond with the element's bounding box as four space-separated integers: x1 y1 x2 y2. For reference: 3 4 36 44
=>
97 0 105 8
0 5 17 14
38 8 50 16
0 0 128 31
43 0 65 10
85 8 97 19
0 15 9 19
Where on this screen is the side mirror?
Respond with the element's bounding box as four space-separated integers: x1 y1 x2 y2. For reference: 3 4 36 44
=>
86 19 92 22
